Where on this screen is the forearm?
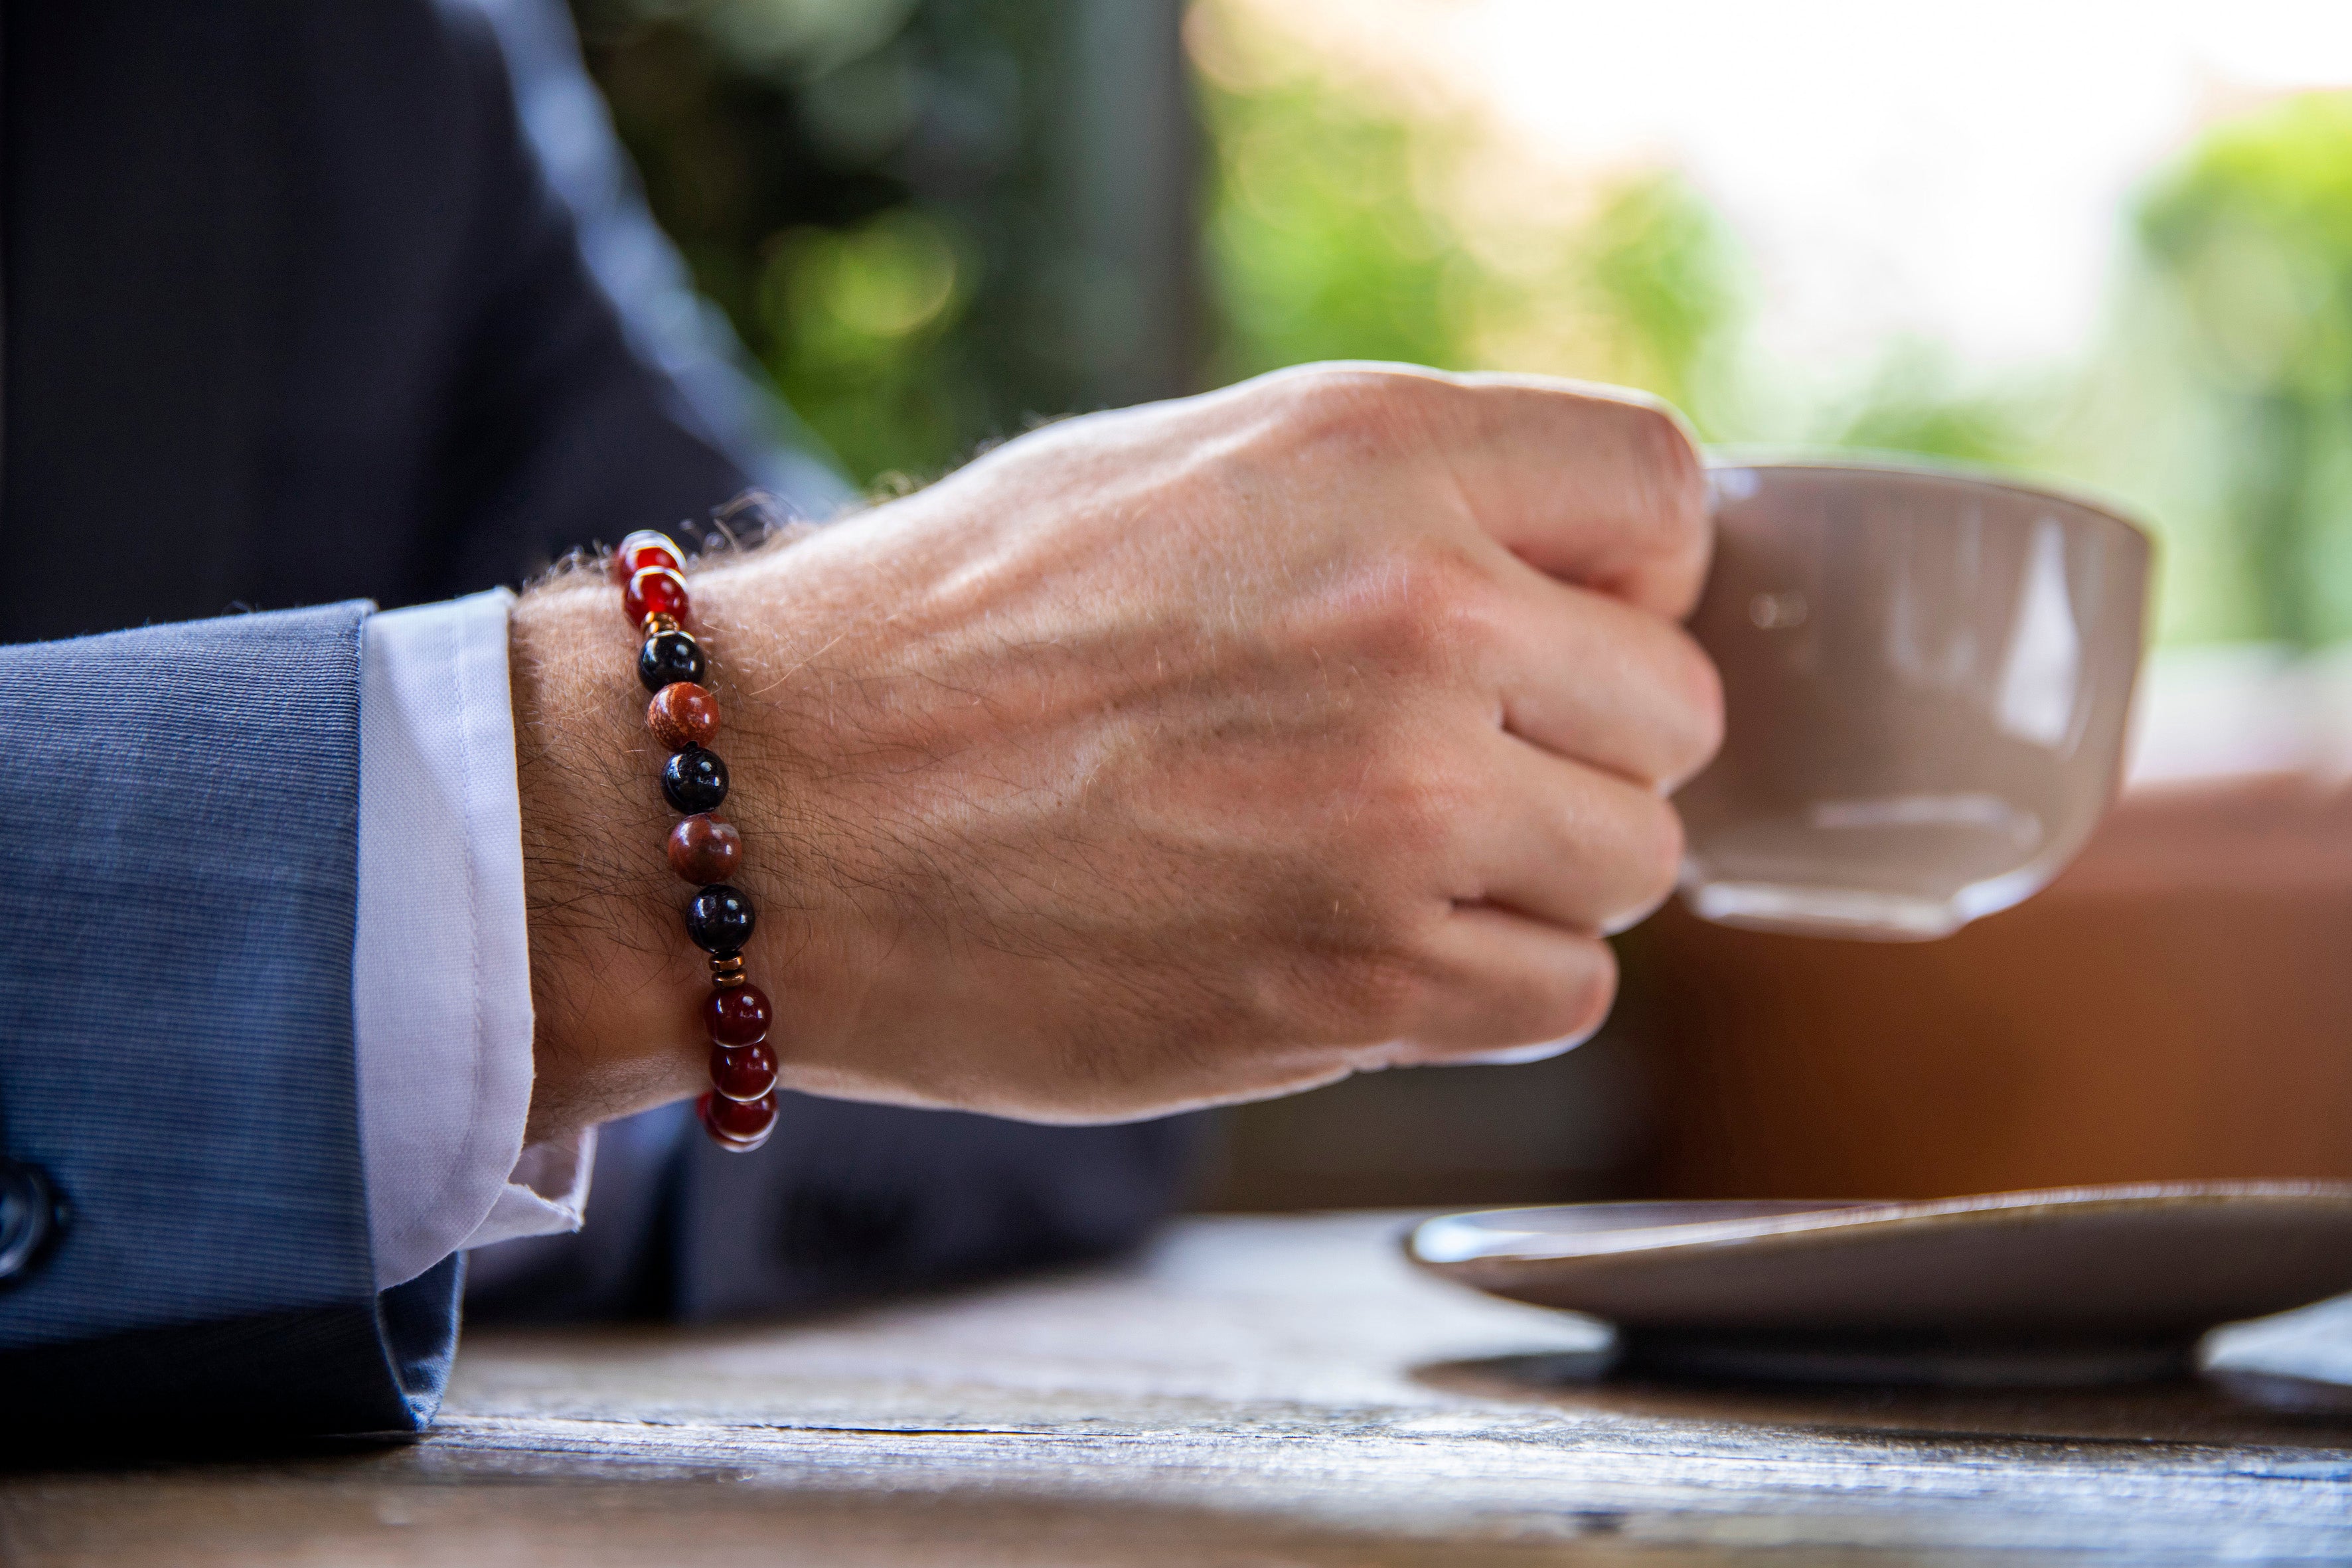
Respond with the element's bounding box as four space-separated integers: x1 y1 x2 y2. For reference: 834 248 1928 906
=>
510 520 927 1143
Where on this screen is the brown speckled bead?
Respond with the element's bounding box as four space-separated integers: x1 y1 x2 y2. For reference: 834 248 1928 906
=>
647 680 720 750
667 815 742 884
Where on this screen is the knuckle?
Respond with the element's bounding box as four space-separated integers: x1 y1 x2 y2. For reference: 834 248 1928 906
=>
1549 941 1620 1042
1282 360 1441 409
1345 542 1506 676
1622 398 1705 521
1333 947 1431 1039
1259 364 1444 460
1373 748 1476 870
1281 926 1431 1043
1620 400 1710 574
1595 794 1683 935
1264 861 1445 1044
1637 797 1688 904
1665 634 1727 781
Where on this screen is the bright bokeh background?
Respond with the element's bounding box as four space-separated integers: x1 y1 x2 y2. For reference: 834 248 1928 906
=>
1224 1 2352 376
1194 0 2352 649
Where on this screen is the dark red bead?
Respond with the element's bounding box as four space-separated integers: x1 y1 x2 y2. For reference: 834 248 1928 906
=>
624 565 689 625
699 1089 777 1149
667 814 742 884
710 1041 779 1102
696 1091 761 1150
704 982 772 1046
610 529 684 584
647 681 720 750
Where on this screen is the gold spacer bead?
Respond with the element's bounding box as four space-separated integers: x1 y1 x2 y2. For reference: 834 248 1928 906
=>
642 612 680 639
710 954 747 988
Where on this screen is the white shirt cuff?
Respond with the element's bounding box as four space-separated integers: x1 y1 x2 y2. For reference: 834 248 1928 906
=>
354 588 592 1290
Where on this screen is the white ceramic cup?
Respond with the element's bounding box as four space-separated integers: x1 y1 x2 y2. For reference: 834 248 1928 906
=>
1674 457 2152 940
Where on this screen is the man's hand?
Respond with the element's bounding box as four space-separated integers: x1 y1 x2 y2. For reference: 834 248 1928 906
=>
512 365 1720 1139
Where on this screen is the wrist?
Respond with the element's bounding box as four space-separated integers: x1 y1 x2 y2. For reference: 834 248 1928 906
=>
510 527 892 1142
510 574 706 1142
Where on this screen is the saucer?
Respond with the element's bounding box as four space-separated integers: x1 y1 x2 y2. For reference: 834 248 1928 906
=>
1407 1182 2352 1385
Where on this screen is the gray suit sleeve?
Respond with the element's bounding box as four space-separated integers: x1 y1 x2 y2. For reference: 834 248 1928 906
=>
0 603 457 1439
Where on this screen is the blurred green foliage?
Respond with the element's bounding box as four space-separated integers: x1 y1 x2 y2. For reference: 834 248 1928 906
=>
1199 46 1748 434
1571 176 1746 425
1191 7 2028 471
1201 74 1460 378
572 0 1091 484
1818 341 2047 470
2132 93 2352 647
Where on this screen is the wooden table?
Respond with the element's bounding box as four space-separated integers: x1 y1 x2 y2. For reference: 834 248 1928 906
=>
8 1213 2352 1565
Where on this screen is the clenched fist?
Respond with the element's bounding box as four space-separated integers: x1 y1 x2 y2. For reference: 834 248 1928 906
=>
514 364 1721 1137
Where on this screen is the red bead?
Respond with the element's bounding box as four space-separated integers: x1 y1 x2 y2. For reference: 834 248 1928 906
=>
710 1041 779 1101
699 1089 777 1150
609 529 684 584
647 681 720 750
667 815 742 884
624 566 689 625
704 982 772 1046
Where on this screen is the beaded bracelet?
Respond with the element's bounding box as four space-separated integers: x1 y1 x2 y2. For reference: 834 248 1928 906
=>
611 528 779 1154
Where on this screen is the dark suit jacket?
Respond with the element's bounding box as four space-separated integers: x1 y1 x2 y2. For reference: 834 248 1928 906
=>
0 0 1191 1435
2 0 754 637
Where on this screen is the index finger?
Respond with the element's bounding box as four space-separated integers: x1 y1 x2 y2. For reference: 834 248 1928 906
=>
1426 372 1713 620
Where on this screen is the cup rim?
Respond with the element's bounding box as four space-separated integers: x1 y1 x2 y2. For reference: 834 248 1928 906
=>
1703 444 2154 545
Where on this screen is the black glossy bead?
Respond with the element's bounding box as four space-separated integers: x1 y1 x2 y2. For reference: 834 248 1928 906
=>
638 629 706 692
662 745 729 813
686 884 757 955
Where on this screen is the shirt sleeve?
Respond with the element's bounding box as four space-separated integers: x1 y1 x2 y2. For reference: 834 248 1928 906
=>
355 588 594 1291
